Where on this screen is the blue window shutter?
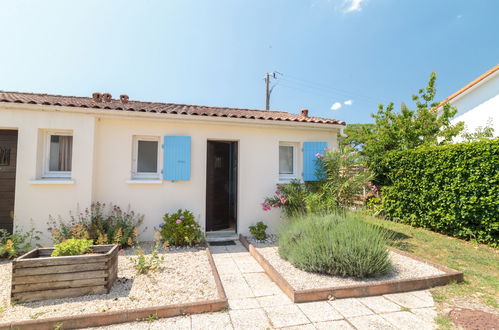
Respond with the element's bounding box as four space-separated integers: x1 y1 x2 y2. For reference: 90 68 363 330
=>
163 136 191 181
303 142 328 181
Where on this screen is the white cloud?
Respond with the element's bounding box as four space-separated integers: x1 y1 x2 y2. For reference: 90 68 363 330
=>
343 0 366 13
331 102 342 110
344 99 353 106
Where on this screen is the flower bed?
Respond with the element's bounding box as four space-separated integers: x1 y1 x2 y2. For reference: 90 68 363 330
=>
240 235 463 303
0 243 225 328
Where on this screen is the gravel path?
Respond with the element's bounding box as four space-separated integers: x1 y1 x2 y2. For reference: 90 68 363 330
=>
0 243 218 323
252 242 445 290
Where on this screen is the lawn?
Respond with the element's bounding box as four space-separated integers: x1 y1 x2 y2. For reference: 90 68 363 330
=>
362 214 499 319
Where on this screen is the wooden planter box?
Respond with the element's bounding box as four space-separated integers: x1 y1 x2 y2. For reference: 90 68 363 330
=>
11 244 118 303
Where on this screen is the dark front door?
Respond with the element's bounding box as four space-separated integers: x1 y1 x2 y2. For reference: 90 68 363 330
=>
206 141 237 231
0 130 17 233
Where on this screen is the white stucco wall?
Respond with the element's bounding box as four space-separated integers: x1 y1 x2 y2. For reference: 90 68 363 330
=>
1 104 340 244
450 72 499 140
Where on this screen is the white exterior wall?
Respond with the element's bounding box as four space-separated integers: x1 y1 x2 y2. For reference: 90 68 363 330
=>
1 105 339 244
450 73 499 140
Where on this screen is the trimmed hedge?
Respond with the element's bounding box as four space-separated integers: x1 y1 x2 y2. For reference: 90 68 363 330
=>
382 139 499 247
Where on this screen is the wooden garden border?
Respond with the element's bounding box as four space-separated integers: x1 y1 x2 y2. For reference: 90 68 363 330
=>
239 234 463 303
0 248 227 330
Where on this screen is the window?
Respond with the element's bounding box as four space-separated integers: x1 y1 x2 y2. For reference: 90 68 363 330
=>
132 136 160 179
43 132 73 178
279 142 298 180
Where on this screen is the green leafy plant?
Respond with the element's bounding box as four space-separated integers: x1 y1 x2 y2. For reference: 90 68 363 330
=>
51 238 93 257
382 138 499 247
0 227 41 259
132 241 164 275
278 213 392 278
48 202 143 247
159 209 203 246
249 221 268 241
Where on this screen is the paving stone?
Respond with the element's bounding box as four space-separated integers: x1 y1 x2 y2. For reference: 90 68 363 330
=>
314 320 355 329
381 311 434 330
229 308 272 330
281 323 316 329
297 301 343 322
233 257 264 273
409 290 436 307
348 314 398 329
191 312 233 330
243 272 282 296
256 294 293 307
264 304 311 328
384 292 434 309
329 298 374 318
411 307 438 323
228 297 261 310
358 296 402 313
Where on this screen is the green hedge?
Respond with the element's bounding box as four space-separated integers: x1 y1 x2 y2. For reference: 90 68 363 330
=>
382 139 499 247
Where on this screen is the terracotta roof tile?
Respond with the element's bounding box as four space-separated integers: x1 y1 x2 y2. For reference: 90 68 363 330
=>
0 91 345 126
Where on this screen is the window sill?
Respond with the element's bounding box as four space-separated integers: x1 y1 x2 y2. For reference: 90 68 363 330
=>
278 177 300 184
29 179 75 185
126 179 163 185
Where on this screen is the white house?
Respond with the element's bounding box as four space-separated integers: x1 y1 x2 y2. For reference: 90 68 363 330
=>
439 64 499 140
0 91 345 243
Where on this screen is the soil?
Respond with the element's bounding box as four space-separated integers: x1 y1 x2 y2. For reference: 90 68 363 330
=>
449 308 499 330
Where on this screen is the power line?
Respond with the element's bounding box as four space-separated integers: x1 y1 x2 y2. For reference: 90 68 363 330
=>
264 71 281 110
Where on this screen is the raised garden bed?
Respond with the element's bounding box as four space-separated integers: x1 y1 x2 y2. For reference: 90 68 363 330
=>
11 245 118 303
239 235 463 303
0 243 227 329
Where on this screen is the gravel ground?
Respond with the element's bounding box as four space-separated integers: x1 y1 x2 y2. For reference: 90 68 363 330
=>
252 242 445 290
0 243 218 323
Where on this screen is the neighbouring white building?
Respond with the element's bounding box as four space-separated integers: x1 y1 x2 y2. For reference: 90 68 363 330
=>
0 91 345 243
439 64 499 140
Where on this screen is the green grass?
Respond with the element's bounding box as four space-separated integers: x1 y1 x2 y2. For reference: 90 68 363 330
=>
362 213 499 313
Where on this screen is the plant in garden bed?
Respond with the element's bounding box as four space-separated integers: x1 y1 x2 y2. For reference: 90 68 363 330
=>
159 209 204 246
51 238 93 257
48 202 143 247
249 221 268 241
0 227 41 259
132 240 164 275
278 212 392 278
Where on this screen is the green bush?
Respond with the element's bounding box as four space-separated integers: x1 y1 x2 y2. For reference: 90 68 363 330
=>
249 221 268 241
159 209 204 246
48 202 143 247
51 238 93 257
278 213 392 278
0 227 41 259
382 139 499 247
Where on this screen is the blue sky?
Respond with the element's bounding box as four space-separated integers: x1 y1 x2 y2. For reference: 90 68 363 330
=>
0 0 498 123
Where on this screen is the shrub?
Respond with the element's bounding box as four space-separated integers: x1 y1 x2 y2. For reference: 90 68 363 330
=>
51 238 93 257
159 209 203 246
382 139 499 247
48 202 143 247
249 221 268 241
278 213 392 278
0 227 41 259
132 241 164 275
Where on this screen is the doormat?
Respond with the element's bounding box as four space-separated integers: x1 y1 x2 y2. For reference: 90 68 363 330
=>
209 240 236 246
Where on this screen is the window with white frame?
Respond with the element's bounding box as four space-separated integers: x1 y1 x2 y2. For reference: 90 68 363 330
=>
132 136 160 179
279 142 298 180
43 131 73 178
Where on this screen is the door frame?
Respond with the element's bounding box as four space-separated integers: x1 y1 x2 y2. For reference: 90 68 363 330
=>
205 139 239 233
0 128 18 234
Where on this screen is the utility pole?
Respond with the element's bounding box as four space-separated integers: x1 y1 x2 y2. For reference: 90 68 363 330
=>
264 71 281 110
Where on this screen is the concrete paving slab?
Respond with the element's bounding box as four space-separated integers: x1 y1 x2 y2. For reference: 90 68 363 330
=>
348 314 398 330
411 307 438 323
228 297 261 310
229 308 272 330
384 292 434 309
329 298 375 318
314 320 355 329
257 293 293 307
381 311 434 330
263 304 311 328
297 301 343 322
191 312 233 330
243 272 282 296
409 290 436 307
358 295 402 313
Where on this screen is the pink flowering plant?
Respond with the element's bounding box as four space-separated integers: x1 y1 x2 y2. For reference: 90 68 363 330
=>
159 209 203 246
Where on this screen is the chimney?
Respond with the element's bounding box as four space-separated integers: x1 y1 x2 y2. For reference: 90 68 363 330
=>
300 108 309 117
120 94 129 104
102 93 112 103
92 92 102 103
